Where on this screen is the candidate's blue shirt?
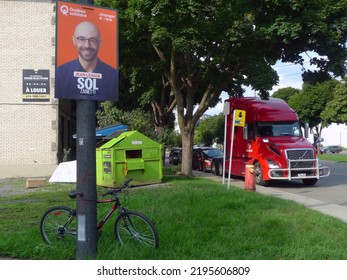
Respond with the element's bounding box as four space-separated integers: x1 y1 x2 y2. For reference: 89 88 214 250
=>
55 58 118 101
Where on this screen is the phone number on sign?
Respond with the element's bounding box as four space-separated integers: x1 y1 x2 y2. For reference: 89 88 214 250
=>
190 266 250 276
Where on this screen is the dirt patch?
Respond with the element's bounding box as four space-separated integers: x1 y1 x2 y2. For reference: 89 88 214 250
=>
0 178 40 197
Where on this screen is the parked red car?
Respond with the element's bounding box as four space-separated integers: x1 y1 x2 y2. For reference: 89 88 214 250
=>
192 147 223 172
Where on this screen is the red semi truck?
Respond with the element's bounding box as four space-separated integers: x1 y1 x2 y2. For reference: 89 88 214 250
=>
211 97 330 186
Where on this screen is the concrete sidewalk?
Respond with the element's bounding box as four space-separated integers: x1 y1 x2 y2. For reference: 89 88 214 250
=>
193 170 347 223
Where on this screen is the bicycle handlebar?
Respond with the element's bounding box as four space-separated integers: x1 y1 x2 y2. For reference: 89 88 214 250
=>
102 178 133 197
68 179 133 199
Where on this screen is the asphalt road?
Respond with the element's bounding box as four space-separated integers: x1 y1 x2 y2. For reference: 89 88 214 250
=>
268 160 347 207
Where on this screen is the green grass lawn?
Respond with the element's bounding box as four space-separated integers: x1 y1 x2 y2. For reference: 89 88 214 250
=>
2 174 347 260
319 153 347 163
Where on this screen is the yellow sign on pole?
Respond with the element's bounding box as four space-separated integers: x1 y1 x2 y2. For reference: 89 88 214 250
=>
234 109 246 127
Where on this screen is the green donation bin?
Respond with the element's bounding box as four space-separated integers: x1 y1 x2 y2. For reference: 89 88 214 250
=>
96 131 163 187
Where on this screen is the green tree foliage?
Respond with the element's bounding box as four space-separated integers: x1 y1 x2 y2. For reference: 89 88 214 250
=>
195 114 224 146
321 78 347 125
95 0 347 175
96 102 156 139
287 80 339 140
302 70 333 85
96 102 180 147
161 129 182 148
272 87 300 103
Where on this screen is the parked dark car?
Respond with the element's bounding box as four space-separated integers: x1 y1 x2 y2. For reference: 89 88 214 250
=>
321 145 343 154
169 148 182 165
192 147 223 172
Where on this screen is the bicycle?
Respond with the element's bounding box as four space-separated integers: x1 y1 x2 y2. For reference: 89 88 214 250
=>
40 178 159 249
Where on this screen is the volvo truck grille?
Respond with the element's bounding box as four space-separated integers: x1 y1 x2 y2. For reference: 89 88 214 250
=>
268 148 330 180
286 149 314 168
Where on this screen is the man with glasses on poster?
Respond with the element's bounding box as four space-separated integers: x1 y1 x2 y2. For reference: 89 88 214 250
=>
55 21 118 101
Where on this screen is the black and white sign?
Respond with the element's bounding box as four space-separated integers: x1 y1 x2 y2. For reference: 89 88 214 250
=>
22 69 50 101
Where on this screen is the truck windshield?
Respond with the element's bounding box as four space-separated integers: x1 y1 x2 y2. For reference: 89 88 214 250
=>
256 121 302 137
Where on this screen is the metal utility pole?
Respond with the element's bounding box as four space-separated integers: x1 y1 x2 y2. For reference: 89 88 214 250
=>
76 0 97 260
76 100 97 259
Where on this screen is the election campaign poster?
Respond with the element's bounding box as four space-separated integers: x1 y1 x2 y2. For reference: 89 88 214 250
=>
55 0 118 101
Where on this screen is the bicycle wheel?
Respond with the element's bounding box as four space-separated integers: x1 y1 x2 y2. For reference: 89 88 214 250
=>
114 210 159 249
40 206 77 245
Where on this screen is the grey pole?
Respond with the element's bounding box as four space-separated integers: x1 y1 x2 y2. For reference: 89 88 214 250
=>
76 100 97 259
75 0 97 260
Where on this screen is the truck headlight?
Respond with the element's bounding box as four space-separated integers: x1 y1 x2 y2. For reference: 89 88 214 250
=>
267 160 279 169
267 160 283 178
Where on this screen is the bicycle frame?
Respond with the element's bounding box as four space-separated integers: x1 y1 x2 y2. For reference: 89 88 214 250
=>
41 178 158 248
59 210 77 238
96 196 123 231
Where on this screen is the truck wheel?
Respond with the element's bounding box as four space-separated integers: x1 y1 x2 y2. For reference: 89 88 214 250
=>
254 162 269 187
302 178 318 185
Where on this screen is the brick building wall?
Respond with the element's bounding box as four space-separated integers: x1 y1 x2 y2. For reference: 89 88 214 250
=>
0 0 58 173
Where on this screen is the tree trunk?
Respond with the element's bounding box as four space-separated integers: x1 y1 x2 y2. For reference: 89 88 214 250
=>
180 127 194 176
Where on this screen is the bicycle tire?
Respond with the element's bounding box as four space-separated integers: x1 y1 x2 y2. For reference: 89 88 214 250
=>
114 210 159 249
40 206 77 245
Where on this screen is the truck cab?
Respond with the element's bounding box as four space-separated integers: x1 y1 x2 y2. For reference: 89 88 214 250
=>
212 97 330 186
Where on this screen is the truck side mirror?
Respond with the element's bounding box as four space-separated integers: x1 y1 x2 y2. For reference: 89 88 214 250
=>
304 123 309 138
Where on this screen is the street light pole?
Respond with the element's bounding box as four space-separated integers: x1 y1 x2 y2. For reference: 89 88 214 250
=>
75 0 97 260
